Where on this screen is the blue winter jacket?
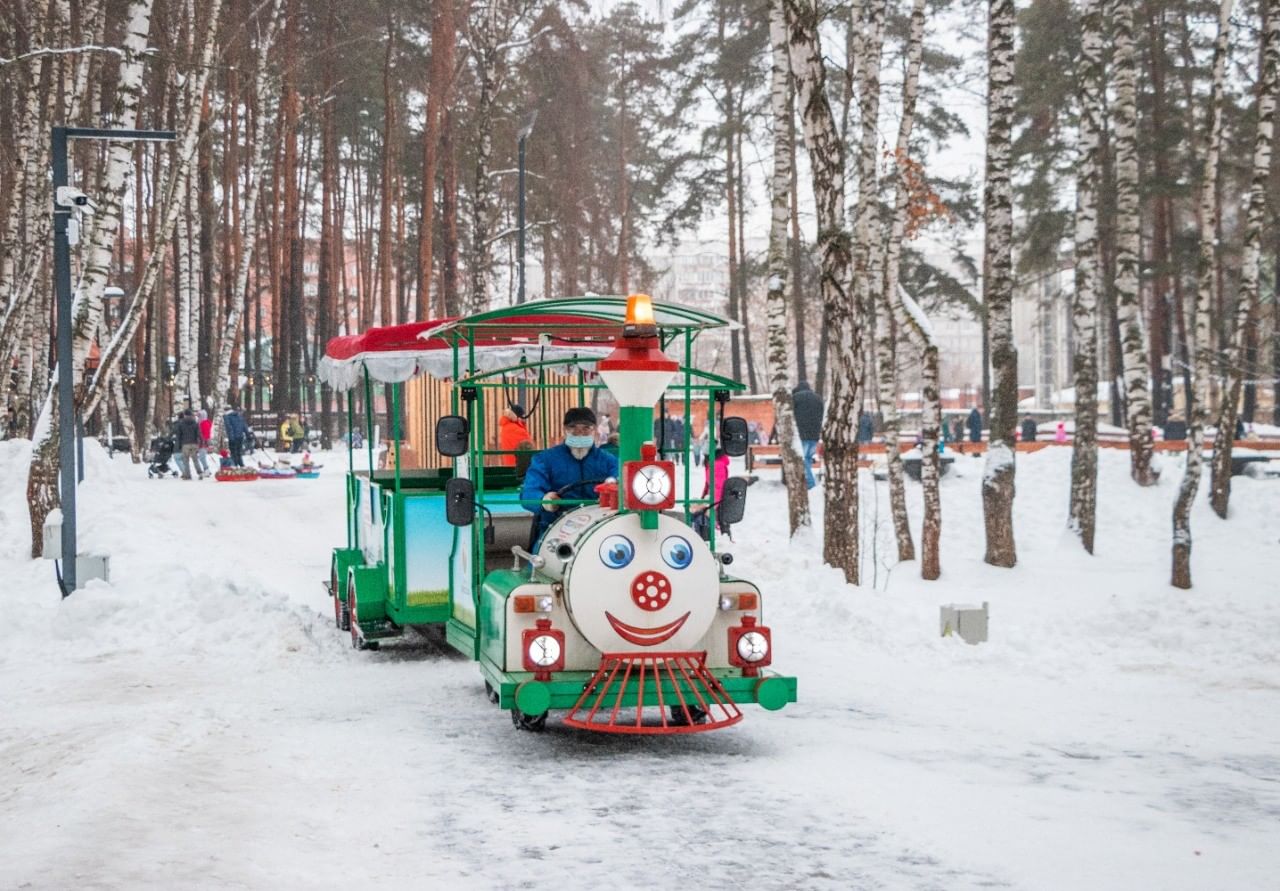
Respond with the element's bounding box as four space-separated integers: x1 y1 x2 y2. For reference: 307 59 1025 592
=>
223 410 248 443
521 443 619 538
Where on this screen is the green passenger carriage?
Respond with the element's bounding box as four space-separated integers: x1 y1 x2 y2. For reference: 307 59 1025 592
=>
318 295 797 733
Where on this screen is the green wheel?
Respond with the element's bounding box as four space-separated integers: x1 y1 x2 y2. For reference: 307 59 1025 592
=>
514 680 551 716
755 676 790 711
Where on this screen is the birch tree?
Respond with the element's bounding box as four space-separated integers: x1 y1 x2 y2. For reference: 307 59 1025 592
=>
898 286 941 579
982 0 1018 568
1069 0 1103 553
26 0 155 556
1210 0 1278 519
82 0 227 422
767 0 809 534
1110 0 1156 487
877 0 925 563
1172 0 1234 589
786 0 864 582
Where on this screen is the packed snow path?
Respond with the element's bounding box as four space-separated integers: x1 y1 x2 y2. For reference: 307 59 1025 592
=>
2 440 1278 889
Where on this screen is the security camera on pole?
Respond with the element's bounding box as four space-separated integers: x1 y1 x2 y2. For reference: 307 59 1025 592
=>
50 126 175 595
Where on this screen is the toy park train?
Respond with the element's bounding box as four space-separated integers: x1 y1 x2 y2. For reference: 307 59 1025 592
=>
317 295 796 733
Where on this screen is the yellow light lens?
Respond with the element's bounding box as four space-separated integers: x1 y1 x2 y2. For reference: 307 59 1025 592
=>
625 293 655 327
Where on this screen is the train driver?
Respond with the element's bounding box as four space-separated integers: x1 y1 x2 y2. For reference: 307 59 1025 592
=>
521 406 619 541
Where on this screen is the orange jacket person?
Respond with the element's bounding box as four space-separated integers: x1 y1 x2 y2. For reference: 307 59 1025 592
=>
497 405 531 467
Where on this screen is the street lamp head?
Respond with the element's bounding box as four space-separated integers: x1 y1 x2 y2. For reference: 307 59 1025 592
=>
518 110 539 141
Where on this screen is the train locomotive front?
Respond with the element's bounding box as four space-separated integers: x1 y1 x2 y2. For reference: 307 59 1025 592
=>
476 294 796 733
480 493 793 733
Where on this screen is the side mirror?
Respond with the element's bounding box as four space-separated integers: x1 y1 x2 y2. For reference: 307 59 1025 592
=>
445 477 475 526
718 476 748 525
436 414 469 457
720 416 749 457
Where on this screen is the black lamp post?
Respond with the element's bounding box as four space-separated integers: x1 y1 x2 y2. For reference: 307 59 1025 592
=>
53 125 174 595
516 111 538 306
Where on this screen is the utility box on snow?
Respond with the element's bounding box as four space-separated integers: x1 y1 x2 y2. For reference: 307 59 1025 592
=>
941 601 989 645
74 553 110 586
42 510 63 560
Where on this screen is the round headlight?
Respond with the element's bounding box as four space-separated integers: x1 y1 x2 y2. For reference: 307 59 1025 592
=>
527 634 562 668
735 630 769 663
630 464 672 505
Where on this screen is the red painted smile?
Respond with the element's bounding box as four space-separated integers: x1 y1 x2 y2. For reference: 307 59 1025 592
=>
605 611 690 647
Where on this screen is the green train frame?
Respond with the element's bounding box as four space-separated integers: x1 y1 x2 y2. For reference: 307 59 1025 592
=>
323 297 797 722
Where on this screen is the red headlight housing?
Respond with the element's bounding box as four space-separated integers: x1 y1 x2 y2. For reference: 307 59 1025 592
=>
623 443 675 511
728 616 772 677
522 618 566 680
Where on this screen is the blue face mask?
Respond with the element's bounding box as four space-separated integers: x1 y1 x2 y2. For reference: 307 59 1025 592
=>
565 434 595 449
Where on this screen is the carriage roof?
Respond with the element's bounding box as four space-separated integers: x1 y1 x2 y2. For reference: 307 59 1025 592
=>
318 297 736 391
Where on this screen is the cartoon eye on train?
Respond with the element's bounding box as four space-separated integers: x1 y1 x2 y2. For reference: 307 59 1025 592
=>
319 295 796 733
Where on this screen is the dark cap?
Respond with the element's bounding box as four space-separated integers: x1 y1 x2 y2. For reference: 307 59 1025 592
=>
563 406 597 427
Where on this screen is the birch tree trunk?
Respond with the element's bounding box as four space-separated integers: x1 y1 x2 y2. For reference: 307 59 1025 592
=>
1111 0 1156 486
786 0 864 583
1210 0 1278 519
768 0 810 535
982 0 1018 567
82 0 226 421
878 0 925 563
898 287 940 579
1173 0 1234 589
0 0 51 310
26 0 155 557
1069 0 1104 553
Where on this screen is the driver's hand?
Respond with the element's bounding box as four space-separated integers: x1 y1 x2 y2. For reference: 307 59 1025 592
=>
542 493 561 512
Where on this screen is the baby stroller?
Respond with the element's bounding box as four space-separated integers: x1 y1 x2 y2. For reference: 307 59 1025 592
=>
147 435 178 478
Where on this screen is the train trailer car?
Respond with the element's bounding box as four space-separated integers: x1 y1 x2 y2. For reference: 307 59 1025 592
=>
317 295 797 734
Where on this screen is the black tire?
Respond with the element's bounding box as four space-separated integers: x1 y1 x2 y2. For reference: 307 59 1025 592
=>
669 705 709 726
511 709 547 732
485 681 500 705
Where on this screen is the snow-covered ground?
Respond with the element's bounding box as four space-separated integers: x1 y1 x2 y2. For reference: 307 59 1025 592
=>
2 440 1278 889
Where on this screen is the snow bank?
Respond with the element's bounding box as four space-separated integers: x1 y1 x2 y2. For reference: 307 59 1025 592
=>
1 438 1277 889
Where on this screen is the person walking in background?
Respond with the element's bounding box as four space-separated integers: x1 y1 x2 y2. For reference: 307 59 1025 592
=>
670 414 685 465
175 409 203 480
692 447 731 540
857 411 874 443
792 380 824 490
280 413 304 452
223 405 248 467
195 409 213 477
1021 415 1038 443
966 407 983 444
498 404 531 467
1055 421 1067 443
597 413 612 446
